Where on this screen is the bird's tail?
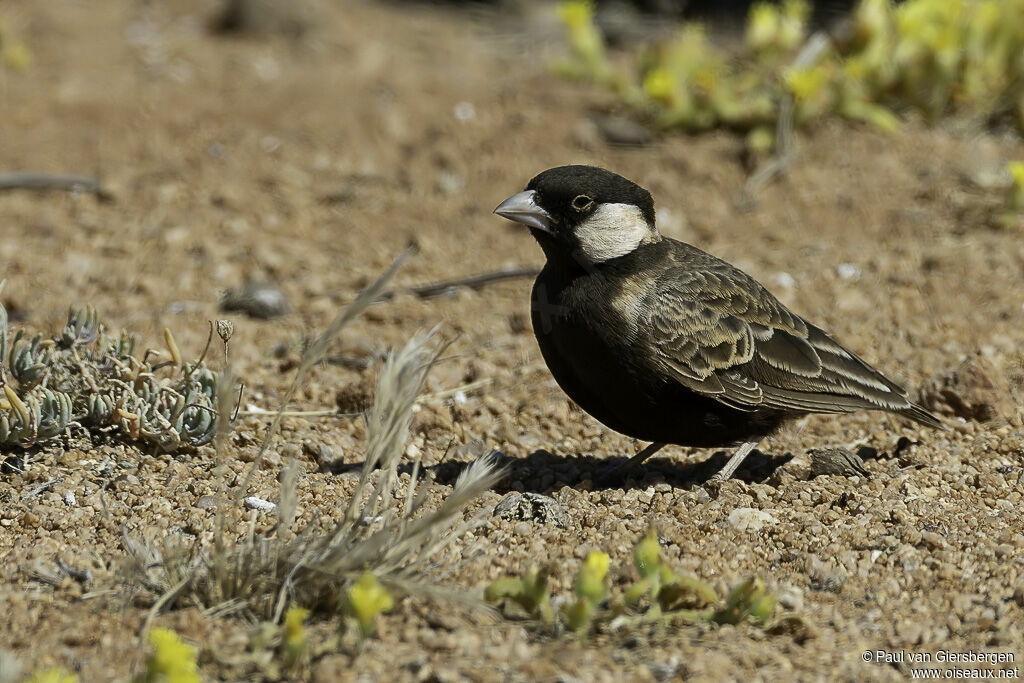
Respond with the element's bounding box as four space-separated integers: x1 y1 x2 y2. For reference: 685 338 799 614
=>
898 402 946 430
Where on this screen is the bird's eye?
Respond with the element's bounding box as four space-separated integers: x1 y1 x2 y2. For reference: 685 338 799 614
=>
571 195 594 212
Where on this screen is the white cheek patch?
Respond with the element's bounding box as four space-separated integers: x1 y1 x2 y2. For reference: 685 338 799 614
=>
574 203 656 263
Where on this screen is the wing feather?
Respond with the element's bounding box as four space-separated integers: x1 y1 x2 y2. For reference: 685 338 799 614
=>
640 261 931 420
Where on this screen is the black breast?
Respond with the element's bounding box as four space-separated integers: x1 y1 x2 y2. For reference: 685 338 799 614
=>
530 253 787 448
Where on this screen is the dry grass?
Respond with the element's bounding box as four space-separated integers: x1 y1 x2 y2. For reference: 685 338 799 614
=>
120 253 504 627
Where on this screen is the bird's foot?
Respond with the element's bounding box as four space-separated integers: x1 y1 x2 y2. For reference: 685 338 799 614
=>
709 440 761 482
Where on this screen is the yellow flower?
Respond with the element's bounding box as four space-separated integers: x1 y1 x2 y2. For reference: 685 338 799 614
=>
346 572 394 636
1008 161 1024 189
785 66 828 101
282 606 310 669
25 669 79 683
643 68 674 103
633 528 661 579
140 628 199 683
746 3 780 52
574 550 610 604
558 0 593 31
3 41 33 72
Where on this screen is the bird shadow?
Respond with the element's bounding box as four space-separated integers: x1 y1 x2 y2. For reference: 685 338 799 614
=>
321 447 794 495
500 448 794 493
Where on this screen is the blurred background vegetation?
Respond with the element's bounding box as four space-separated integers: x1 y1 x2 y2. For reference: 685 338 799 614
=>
556 0 1024 160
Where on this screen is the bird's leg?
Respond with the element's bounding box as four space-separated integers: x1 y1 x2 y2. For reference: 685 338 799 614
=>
710 440 761 482
597 442 666 483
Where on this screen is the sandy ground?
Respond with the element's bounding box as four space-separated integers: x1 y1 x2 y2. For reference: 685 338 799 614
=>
1 0 1023 680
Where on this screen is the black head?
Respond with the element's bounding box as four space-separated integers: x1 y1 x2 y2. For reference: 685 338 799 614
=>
526 165 656 228
495 165 659 264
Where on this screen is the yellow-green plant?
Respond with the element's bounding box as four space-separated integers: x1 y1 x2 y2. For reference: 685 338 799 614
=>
624 527 718 617
713 577 777 626
484 565 555 626
24 668 79 683
556 0 1024 144
135 628 200 683
556 1 610 84
343 572 395 637
280 606 310 670
0 20 32 72
565 550 610 634
994 161 1024 229
486 529 782 638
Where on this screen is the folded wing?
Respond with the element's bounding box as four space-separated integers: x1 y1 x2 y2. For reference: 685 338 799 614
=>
641 263 943 428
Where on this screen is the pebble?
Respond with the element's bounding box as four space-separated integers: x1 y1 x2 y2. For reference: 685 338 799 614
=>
244 496 276 511
493 492 571 528
921 355 1013 421
920 530 946 549
776 585 804 612
220 278 290 319
590 114 654 146
1 456 25 476
728 508 776 533
196 495 229 510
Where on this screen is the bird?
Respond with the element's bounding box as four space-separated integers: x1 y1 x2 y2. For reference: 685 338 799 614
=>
493 164 944 482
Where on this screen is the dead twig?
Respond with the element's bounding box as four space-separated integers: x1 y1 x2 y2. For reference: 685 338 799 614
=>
0 172 112 201
375 266 541 302
57 558 93 584
739 31 832 208
21 476 64 501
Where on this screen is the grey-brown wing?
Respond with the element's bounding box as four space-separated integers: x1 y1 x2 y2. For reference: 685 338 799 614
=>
640 265 933 421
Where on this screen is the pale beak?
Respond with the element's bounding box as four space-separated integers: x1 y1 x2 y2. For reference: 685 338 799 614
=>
494 190 554 233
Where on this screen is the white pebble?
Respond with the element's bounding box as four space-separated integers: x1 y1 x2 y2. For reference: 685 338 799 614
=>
773 272 796 289
453 101 476 122
244 496 276 511
728 507 776 532
836 263 861 280
63 491 77 507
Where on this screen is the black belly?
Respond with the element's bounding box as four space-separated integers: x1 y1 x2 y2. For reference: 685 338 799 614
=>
532 301 787 448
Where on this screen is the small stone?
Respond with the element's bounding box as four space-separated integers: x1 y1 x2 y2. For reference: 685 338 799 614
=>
920 530 946 549
590 114 654 146
960 141 1013 190
220 278 290 319
1 456 25 475
896 619 923 645
114 474 140 487
493 492 571 528
244 496 276 511
316 445 341 468
1012 585 1024 608
435 170 464 196
779 448 869 481
336 374 376 414
776 585 804 612
728 507 776 533
921 354 1013 422
647 656 681 682
808 448 869 478
835 263 861 280
508 312 530 335
196 495 228 510
63 491 76 506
